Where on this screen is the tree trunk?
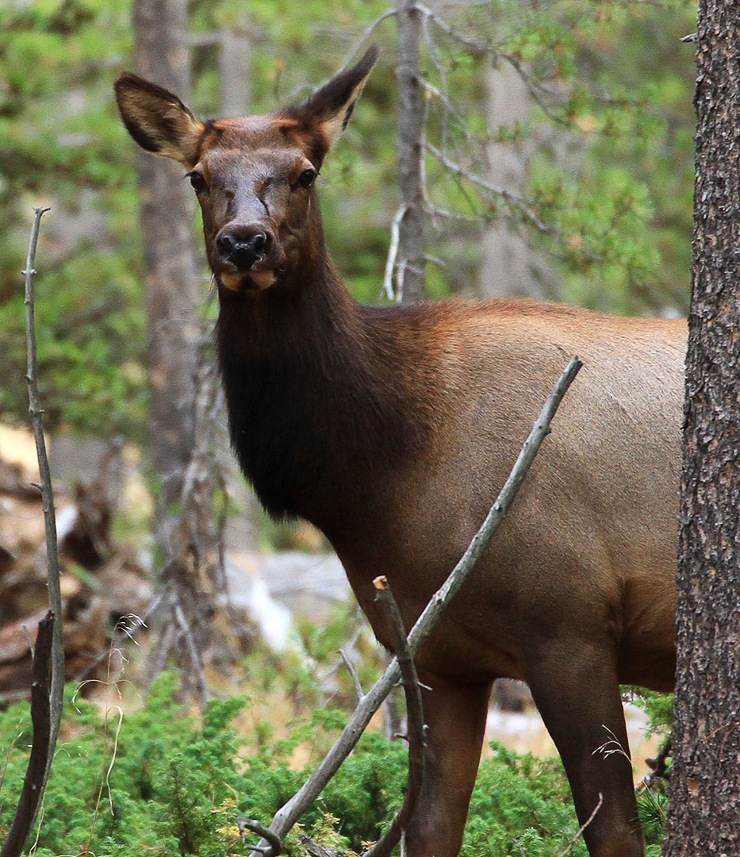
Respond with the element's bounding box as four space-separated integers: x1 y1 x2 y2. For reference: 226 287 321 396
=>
133 0 234 695
134 0 198 523
662 5 740 854
219 12 251 118
478 62 554 299
395 0 426 304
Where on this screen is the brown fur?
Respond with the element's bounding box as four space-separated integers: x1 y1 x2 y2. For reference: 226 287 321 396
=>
115 51 684 857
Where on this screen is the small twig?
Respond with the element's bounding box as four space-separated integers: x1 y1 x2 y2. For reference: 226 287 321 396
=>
338 649 365 702
425 143 553 235
173 601 211 705
250 356 583 856
21 625 35 660
557 792 603 857
335 9 398 76
636 738 672 792
0 614 54 857
382 205 408 301
364 577 426 857
237 817 284 856
498 54 572 128
415 4 491 55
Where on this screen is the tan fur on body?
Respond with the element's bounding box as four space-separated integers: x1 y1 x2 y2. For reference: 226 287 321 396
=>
115 50 683 857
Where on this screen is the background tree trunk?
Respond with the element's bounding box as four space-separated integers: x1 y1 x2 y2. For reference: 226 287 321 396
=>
395 0 426 303
662 4 740 853
219 10 251 118
133 0 236 696
134 0 198 531
478 62 554 300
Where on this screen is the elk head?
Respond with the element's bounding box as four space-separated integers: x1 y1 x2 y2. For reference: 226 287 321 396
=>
115 47 378 293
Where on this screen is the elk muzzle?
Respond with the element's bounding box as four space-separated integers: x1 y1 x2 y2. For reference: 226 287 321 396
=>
216 224 275 270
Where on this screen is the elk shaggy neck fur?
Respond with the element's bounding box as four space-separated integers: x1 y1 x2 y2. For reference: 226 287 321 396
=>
216 249 438 527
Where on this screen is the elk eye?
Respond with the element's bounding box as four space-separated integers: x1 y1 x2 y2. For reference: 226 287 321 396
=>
187 171 206 193
297 168 318 189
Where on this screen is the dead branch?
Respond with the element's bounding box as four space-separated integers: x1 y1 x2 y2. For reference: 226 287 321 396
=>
248 355 583 857
364 577 426 857
415 4 491 55
425 142 552 234
637 738 672 792
2 207 65 857
557 792 603 857
382 205 407 301
0 614 53 857
299 834 345 857
396 0 426 303
173 599 211 706
339 648 365 702
237 817 283 855
336 9 398 77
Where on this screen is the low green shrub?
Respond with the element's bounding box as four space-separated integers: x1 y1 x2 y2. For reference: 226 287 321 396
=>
0 676 667 856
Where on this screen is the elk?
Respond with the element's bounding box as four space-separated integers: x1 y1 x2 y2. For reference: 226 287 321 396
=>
115 48 685 857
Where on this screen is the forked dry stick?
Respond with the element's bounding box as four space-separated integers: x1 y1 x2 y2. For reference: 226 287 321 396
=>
248 355 583 857
1 207 64 857
365 576 427 857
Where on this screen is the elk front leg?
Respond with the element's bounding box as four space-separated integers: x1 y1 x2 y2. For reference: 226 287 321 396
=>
525 642 644 857
404 673 492 857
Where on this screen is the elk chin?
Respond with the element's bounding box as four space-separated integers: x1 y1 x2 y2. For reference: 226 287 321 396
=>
219 269 275 292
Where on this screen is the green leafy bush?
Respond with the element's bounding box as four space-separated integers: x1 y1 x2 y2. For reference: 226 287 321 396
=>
0 674 605 857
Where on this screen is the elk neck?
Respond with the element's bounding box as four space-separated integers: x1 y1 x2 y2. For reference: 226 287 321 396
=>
215 245 440 531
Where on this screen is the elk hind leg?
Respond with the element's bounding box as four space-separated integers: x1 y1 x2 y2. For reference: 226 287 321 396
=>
526 643 644 857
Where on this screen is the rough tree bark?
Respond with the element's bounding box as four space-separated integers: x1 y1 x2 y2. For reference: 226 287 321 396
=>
662 4 740 854
395 0 426 303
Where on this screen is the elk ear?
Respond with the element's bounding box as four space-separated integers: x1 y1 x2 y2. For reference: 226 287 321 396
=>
289 46 378 163
114 72 205 167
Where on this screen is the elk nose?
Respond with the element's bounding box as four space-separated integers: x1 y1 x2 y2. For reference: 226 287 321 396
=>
216 226 273 271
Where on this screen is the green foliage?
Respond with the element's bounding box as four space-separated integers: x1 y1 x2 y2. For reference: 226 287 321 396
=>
623 688 671 853
627 689 674 740
464 744 586 857
0 0 144 437
0 674 607 857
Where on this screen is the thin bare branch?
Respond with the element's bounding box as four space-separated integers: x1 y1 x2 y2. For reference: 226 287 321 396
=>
425 142 553 234
237 817 283 856
498 54 572 127
335 9 398 76
339 648 365 702
250 356 583 856
557 793 603 857
4 206 65 856
383 205 408 301
0 614 53 857
364 577 426 857
415 4 491 55
174 601 211 705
